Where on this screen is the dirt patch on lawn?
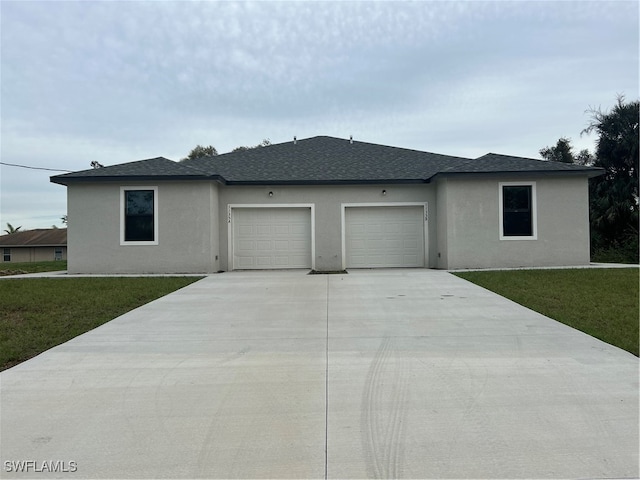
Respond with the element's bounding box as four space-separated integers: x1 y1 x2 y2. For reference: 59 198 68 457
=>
0 270 29 276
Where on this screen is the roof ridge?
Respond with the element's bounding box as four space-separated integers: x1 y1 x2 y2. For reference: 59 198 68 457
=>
475 152 544 160
207 135 473 161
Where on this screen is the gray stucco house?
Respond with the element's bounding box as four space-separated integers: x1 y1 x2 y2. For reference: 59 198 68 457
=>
51 136 602 274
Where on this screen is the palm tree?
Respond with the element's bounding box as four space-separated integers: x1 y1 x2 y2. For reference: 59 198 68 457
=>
4 223 22 234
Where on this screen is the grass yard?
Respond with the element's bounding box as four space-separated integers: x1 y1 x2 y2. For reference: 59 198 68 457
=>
455 268 639 356
0 260 67 275
0 277 202 371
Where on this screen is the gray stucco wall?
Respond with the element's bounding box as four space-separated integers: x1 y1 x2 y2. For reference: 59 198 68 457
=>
435 178 448 269
437 175 591 269
218 184 437 271
67 181 219 273
64 175 592 273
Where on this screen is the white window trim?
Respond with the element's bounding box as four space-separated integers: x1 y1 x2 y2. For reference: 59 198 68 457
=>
120 186 159 246
340 202 429 270
499 181 537 240
227 204 316 271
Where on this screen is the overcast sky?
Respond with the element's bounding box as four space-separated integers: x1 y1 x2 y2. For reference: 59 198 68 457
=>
1 1 638 230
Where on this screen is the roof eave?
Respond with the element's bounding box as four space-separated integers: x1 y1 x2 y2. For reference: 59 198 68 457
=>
432 168 605 181
51 176 433 186
50 174 215 186
0 243 66 247
222 178 432 186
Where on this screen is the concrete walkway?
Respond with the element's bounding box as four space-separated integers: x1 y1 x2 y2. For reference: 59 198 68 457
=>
0 261 637 279
1 270 637 478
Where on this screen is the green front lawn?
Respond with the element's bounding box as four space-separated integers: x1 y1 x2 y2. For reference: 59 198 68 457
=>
0 260 67 275
454 268 639 356
0 277 202 370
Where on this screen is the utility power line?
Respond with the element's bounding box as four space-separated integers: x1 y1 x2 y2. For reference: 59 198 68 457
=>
0 161 73 173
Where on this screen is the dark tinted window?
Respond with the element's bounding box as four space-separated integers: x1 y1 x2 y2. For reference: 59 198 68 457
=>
125 190 154 241
503 185 532 236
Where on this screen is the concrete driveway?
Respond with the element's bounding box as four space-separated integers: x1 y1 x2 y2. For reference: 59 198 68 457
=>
1 270 637 479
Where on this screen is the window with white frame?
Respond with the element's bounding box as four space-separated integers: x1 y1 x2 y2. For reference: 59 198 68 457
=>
54 248 63 260
499 182 537 240
120 187 158 245
3 248 10 262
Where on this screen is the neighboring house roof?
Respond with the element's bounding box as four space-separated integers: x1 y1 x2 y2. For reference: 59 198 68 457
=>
0 229 67 247
51 136 604 186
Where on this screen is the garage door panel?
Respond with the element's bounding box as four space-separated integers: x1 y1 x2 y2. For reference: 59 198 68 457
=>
346 206 424 268
403 238 419 248
350 255 366 267
274 257 290 266
290 239 308 250
233 208 312 269
237 257 254 268
256 257 272 267
350 239 366 250
289 225 306 235
367 239 384 249
350 224 366 235
272 240 287 250
257 240 272 250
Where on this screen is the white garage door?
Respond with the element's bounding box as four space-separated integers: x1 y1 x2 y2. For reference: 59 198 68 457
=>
345 206 425 268
233 208 312 269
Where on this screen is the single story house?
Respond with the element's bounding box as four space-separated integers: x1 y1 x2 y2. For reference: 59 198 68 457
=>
50 136 602 274
0 229 67 263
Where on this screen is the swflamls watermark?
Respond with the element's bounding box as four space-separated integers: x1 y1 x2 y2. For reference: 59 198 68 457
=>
4 460 77 473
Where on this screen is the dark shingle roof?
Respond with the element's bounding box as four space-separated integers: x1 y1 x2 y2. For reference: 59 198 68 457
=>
50 136 603 186
185 136 470 183
441 153 603 177
51 157 208 185
0 229 67 247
